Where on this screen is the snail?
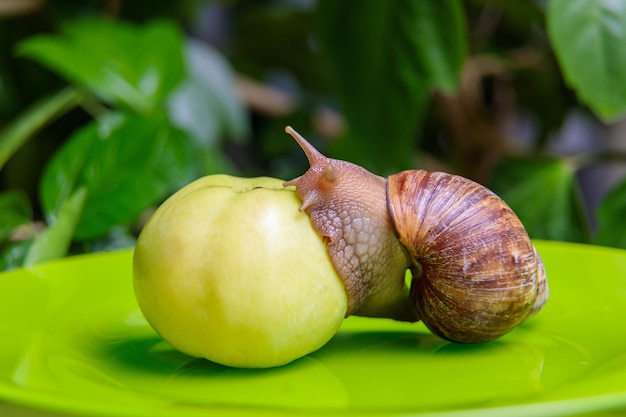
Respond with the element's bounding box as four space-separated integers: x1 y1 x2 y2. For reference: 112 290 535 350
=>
283 126 548 343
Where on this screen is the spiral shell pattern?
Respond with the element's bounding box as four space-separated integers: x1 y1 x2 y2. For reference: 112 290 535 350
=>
387 170 547 343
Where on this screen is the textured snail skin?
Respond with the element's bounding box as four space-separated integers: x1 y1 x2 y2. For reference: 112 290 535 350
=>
283 130 417 322
283 126 548 343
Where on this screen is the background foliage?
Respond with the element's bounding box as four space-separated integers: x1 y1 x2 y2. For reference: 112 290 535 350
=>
2 0 626 270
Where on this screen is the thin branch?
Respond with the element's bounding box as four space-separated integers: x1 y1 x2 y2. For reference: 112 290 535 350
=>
570 150 626 169
0 87 85 169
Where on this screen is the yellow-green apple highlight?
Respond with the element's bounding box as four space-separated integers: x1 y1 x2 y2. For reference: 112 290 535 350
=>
133 175 347 368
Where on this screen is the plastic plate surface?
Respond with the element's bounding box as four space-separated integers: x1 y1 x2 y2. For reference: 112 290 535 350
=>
1 240 626 417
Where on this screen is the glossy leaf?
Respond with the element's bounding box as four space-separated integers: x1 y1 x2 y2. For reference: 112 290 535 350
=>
24 187 87 266
18 19 185 113
316 0 466 172
547 0 626 120
595 178 626 249
489 158 588 242
40 112 197 240
168 39 249 149
0 190 32 242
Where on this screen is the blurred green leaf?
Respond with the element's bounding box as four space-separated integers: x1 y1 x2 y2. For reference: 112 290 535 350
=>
595 178 626 249
40 111 198 240
0 190 32 242
200 148 238 176
316 0 466 172
24 187 87 266
230 10 330 94
1 241 33 271
0 87 84 169
547 0 626 121
18 19 185 113
410 2 467 93
83 227 136 253
489 158 588 242
168 39 249 149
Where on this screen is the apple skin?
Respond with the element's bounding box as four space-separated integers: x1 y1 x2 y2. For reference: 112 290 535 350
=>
133 175 347 368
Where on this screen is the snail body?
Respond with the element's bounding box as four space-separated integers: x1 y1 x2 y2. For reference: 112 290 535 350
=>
283 126 548 343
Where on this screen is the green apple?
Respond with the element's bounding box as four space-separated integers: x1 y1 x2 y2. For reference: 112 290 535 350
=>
132 175 347 368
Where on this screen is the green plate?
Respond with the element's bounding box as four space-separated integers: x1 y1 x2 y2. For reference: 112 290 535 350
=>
1 240 626 417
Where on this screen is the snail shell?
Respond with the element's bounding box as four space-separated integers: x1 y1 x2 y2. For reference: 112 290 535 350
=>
388 171 547 343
